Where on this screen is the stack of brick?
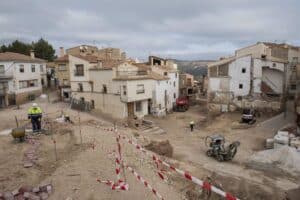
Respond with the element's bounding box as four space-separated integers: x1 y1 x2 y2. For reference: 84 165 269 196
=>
0 183 53 200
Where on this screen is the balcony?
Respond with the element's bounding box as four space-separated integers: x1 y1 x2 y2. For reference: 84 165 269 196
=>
116 70 147 77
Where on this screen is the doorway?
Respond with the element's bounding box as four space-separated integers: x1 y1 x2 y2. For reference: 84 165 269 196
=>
127 102 134 117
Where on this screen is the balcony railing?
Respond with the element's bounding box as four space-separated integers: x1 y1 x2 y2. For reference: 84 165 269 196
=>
74 70 84 76
116 70 147 77
136 89 145 94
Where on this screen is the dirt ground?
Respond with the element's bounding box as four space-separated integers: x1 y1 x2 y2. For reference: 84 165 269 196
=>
144 102 300 200
0 95 299 200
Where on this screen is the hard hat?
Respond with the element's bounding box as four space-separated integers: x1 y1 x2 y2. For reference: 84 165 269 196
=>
32 103 38 107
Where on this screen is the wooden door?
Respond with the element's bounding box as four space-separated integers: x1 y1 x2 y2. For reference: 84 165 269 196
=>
127 102 134 117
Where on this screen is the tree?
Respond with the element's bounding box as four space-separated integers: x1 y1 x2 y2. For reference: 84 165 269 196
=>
0 40 32 55
33 38 55 61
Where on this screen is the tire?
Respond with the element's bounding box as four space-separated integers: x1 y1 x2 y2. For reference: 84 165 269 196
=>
216 154 224 162
206 149 213 157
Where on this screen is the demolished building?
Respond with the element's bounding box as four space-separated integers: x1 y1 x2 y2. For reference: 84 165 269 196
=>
208 45 288 112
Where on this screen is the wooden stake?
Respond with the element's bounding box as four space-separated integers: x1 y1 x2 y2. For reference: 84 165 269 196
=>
78 111 83 146
15 116 19 128
50 121 58 161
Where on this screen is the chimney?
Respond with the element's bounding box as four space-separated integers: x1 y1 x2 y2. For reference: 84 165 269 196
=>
30 50 35 59
59 47 65 57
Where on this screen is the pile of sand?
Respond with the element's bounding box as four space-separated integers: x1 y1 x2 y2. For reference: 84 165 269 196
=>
249 146 300 173
144 140 173 157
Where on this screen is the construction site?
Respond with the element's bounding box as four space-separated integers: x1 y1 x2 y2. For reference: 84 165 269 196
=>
0 92 299 200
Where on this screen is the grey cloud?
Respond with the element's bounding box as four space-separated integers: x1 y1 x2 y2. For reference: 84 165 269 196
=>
0 0 299 60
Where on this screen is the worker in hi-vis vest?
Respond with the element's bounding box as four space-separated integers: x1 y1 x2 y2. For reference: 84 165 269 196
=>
190 121 194 132
28 103 43 132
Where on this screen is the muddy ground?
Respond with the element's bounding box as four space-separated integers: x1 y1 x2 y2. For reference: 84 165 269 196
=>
0 96 299 200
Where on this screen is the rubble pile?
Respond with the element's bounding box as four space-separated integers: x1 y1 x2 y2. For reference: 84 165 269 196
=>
0 183 53 200
249 146 300 173
265 129 300 149
144 140 173 157
23 137 40 168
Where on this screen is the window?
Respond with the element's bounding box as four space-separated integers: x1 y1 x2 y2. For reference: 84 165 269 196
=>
173 93 176 99
41 78 44 86
159 104 161 109
19 79 38 89
164 72 168 76
175 73 177 78
63 79 68 86
78 83 83 92
19 81 27 89
103 84 107 93
136 101 142 112
272 63 276 68
29 80 38 87
0 65 4 74
292 57 298 63
136 84 144 94
40 65 44 72
123 85 127 95
80 97 85 102
173 81 176 87
31 65 35 72
239 84 243 89
242 68 246 73
290 84 297 90
75 64 84 76
19 65 24 73
58 64 67 71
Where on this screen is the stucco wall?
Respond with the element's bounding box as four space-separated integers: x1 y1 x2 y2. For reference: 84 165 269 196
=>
229 56 251 96
253 58 284 94
0 61 43 95
235 43 269 58
72 92 127 119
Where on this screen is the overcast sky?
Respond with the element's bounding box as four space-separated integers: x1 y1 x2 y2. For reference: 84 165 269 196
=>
0 0 299 60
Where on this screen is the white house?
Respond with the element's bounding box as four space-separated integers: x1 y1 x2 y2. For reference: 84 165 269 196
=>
0 52 46 107
207 54 286 112
149 56 179 115
68 54 177 119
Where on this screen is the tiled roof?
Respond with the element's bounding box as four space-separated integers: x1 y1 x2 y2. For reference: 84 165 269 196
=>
72 54 99 63
0 52 45 63
54 55 69 62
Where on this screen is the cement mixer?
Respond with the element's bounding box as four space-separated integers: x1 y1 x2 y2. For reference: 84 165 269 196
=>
205 134 240 162
11 127 26 142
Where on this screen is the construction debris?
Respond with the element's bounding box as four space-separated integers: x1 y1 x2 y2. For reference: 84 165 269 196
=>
248 146 300 174
23 137 40 168
144 140 173 157
0 184 53 200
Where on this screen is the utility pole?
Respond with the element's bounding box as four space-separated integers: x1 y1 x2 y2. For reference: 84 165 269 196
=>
283 63 288 119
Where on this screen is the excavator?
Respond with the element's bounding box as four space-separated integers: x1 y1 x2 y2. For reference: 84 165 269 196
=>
205 134 240 162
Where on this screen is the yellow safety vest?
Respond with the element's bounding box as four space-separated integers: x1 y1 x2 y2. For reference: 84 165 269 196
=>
28 107 43 116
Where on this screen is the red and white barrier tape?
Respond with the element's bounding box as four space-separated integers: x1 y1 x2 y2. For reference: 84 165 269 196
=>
97 130 129 191
126 164 164 200
107 128 239 200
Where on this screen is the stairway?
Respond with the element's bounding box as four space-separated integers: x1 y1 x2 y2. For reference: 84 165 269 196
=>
139 119 166 135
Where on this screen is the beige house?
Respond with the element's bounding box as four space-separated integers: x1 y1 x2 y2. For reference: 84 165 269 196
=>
0 52 46 107
69 54 167 118
179 73 195 98
54 48 71 101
